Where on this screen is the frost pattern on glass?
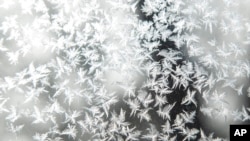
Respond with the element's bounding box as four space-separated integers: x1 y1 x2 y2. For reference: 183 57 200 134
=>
0 0 250 140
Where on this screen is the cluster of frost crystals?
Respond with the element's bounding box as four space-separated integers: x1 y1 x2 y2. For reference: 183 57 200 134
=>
138 0 250 140
0 0 250 141
0 0 145 140
180 0 250 131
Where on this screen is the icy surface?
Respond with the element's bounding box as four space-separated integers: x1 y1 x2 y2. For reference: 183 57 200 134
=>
0 0 250 140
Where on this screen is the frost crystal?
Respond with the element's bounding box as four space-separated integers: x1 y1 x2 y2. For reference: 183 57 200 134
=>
0 0 250 140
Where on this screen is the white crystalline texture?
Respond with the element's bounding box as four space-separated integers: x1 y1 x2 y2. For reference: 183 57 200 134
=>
0 0 249 140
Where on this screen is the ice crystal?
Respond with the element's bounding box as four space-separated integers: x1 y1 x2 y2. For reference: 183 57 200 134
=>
0 0 250 141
